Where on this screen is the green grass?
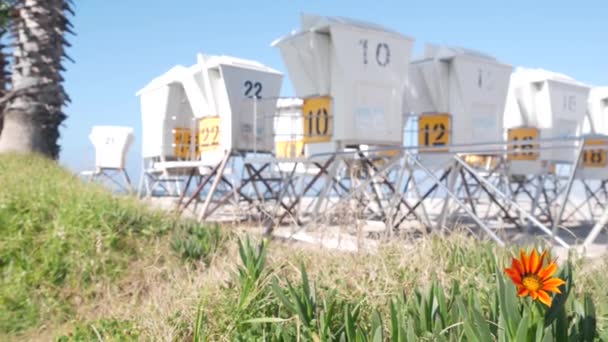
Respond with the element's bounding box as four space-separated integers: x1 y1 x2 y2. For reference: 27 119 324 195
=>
171 222 226 264
0 154 223 335
55 318 141 341
194 237 608 341
1 153 607 340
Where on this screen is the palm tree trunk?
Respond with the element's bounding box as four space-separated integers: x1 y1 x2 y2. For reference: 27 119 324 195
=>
0 0 72 159
0 2 12 137
0 41 8 136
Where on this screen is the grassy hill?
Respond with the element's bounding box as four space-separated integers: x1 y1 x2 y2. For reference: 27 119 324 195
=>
1 154 607 341
0 154 223 338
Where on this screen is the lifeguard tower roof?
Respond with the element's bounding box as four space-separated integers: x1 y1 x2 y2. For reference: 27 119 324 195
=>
272 13 413 46
511 67 588 86
136 55 281 96
416 44 499 62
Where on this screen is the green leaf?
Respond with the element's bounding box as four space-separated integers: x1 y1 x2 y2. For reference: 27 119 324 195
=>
406 320 416 342
321 296 336 340
271 277 296 314
463 323 480 342
372 324 383 342
553 304 568 342
237 239 247 269
497 267 521 337
457 298 480 342
193 300 206 342
581 294 596 342
470 303 493 342
544 261 572 327
390 300 399 342
514 311 529 342
371 310 383 334
243 317 291 324
345 304 356 342
534 319 544 342
435 281 448 329
541 326 553 342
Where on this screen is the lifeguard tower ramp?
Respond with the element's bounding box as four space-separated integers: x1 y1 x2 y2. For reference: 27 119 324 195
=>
269 14 415 231
137 53 284 222
83 125 134 193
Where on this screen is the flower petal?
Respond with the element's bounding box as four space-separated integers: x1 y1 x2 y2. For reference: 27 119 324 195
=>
542 286 562 294
520 249 529 273
517 288 529 297
512 257 524 275
505 268 522 284
542 278 565 288
529 249 539 275
537 290 552 307
538 263 558 281
530 290 539 300
535 250 547 274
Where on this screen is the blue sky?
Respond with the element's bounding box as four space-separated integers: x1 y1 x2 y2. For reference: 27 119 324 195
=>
61 0 607 181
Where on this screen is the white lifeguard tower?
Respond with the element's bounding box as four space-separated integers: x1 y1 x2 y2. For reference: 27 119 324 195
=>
503 68 590 175
136 53 283 220
406 45 513 167
502 68 594 242
83 125 134 193
399 45 519 239
273 14 413 154
557 87 608 229
577 87 608 180
270 14 415 228
580 87 608 246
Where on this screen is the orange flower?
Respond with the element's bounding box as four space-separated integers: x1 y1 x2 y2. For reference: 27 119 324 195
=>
504 249 566 307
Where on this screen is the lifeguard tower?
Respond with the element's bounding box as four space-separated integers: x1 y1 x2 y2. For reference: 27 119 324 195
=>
503 68 590 175
270 14 414 229
502 68 591 243
83 125 134 193
396 45 519 242
559 87 608 230
136 53 283 221
578 87 608 180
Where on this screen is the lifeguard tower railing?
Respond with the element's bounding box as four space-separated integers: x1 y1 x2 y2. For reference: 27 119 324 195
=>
282 114 608 250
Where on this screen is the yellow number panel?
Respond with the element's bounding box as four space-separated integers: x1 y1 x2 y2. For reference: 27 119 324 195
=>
418 113 450 152
275 140 305 159
302 96 332 143
377 148 401 158
582 138 608 168
173 127 193 159
507 127 539 161
198 116 221 152
464 155 498 168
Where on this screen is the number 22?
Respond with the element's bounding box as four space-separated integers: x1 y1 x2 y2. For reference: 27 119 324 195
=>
244 81 262 99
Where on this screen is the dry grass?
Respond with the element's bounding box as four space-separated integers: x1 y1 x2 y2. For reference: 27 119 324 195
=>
16 228 601 340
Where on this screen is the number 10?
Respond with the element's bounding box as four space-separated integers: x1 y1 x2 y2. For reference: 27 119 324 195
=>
359 39 390 67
